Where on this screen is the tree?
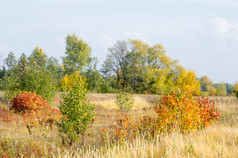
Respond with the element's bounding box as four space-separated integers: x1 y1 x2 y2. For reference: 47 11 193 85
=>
46 56 63 81
28 47 47 69
101 39 181 94
60 71 82 91
101 41 129 90
1 48 58 103
82 57 103 92
175 69 201 96
225 83 233 95
214 83 227 96
18 53 28 73
199 75 216 96
57 74 96 146
233 82 238 98
62 34 91 75
4 52 17 72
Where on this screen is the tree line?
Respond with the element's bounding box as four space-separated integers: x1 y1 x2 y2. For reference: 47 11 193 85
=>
0 34 235 102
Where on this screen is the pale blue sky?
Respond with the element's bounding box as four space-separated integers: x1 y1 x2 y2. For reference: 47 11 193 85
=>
0 0 237 83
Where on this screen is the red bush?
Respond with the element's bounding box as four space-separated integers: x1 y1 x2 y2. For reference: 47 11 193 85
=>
198 97 220 127
10 92 48 114
10 92 61 134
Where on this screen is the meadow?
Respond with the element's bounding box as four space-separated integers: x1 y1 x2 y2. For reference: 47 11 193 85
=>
0 93 238 157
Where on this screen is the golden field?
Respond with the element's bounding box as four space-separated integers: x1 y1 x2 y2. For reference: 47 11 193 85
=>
0 93 238 157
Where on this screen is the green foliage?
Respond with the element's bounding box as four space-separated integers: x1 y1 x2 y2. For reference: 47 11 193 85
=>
101 39 195 94
214 83 227 96
4 52 17 71
225 83 234 95
115 92 134 113
199 75 216 96
46 57 63 80
1 50 58 103
28 47 47 68
57 75 96 145
232 82 238 99
62 34 91 75
82 57 104 92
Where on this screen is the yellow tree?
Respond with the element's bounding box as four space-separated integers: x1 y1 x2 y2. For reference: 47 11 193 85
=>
199 75 216 96
175 68 201 96
60 71 86 91
233 82 238 98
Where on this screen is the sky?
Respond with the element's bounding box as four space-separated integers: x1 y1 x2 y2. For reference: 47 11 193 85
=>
0 0 237 83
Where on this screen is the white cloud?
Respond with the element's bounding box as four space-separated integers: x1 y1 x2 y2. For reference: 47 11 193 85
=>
211 17 238 40
98 32 115 47
211 18 227 35
126 32 143 39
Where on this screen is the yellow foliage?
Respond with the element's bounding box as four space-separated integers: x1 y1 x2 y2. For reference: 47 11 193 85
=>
176 69 201 96
207 85 217 96
60 71 86 90
129 39 150 55
235 82 238 91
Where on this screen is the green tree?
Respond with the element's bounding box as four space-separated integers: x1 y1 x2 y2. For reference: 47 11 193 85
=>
4 52 17 72
2 48 57 103
116 91 134 114
28 47 47 68
101 41 129 90
62 34 91 75
46 57 63 83
214 83 227 96
82 57 103 92
199 75 216 96
57 75 96 146
101 39 181 94
225 83 233 95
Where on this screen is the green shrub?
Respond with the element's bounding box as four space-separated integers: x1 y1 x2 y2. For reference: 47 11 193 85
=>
115 92 134 114
57 75 96 146
233 82 238 99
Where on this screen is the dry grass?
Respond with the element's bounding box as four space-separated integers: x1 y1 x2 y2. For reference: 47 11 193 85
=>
89 93 157 109
0 94 238 157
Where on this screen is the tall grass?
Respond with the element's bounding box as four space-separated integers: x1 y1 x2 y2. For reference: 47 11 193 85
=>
0 95 238 157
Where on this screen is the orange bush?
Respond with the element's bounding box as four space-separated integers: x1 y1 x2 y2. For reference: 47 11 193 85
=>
10 92 60 134
101 89 220 145
154 89 202 133
101 111 136 144
138 89 220 135
198 97 220 127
